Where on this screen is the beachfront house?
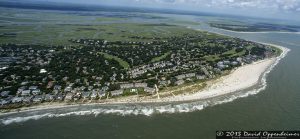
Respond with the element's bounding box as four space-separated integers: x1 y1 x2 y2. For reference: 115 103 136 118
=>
82 91 91 99
23 96 33 103
21 90 31 97
0 91 10 97
144 87 156 94
64 86 72 92
44 94 55 102
32 89 41 95
53 85 62 90
0 99 10 105
120 83 134 89
98 90 106 98
134 83 147 88
56 93 64 101
12 97 23 103
175 74 186 80
175 80 185 85
185 73 196 78
110 89 123 96
65 93 73 101
29 86 38 90
33 95 44 103
196 75 206 80
91 90 98 99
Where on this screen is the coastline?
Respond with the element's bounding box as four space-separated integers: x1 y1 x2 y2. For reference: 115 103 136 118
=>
209 27 300 34
0 41 290 117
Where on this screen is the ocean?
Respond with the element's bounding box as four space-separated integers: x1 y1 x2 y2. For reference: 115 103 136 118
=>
1 13 300 139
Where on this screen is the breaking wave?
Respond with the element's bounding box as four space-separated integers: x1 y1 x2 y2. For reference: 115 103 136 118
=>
0 48 290 126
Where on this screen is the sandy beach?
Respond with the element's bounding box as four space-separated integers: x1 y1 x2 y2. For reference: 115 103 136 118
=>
211 27 300 34
0 43 289 116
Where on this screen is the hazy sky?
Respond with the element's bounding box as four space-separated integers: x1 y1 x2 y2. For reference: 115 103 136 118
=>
5 0 300 21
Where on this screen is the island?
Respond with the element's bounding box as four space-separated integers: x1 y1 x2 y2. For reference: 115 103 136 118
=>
209 22 300 32
0 22 286 113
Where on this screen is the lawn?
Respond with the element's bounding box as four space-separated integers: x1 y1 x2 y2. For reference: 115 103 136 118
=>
98 52 130 69
151 51 171 63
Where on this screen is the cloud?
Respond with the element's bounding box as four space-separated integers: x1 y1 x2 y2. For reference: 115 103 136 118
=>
134 0 300 12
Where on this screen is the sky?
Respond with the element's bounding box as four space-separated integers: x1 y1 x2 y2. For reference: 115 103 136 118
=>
4 0 300 21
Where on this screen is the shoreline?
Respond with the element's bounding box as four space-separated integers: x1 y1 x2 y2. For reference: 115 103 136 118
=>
0 40 290 117
209 27 300 34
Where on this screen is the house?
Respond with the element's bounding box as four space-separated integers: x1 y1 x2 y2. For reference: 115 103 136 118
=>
73 92 82 101
21 90 31 97
231 61 239 66
21 81 28 85
134 83 147 88
175 80 185 85
120 83 134 89
23 96 33 103
223 60 230 65
29 86 38 90
64 86 72 92
53 85 62 90
33 95 44 103
56 93 64 101
196 75 206 80
144 87 156 94
175 73 196 80
98 90 106 98
79 86 86 91
44 94 54 101
82 91 91 99
130 88 138 93
17 86 26 94
65 93 73 101
88 86 93 91
40 69 47 73
214 68 222 73
236 57 243 63
102 86 109 91
175 74 186 80
217 62 226 69
217 61 224 66
91 90 98 99
110 89 123 96
159 80 168 87
0 91 10 97
12 97 23 103
185 73 196 78
52 90 60 95
0 99 10 105
32 89 41 95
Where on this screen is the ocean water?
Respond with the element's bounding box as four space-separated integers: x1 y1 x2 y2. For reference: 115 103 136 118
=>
1 18 300 139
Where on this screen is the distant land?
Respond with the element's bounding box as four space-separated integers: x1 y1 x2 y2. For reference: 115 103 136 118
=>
209 22 300 32
0 0 287 23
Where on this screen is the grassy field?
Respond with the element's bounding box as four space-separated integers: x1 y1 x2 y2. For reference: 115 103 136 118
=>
0 23 204 45
0 8 206 45
122 87 146 96
151 51 171 62
98 52 130 69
